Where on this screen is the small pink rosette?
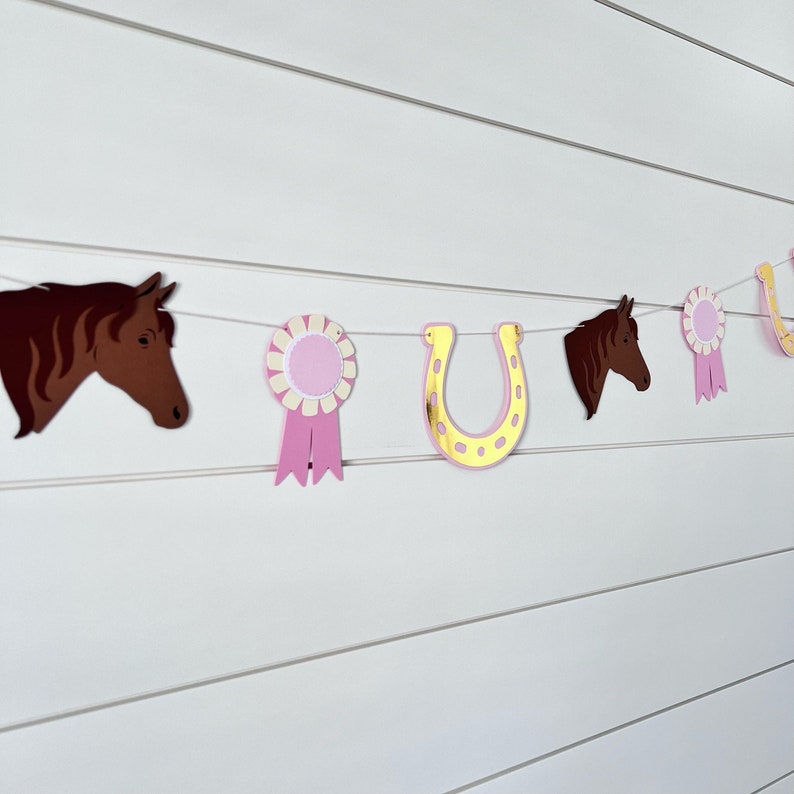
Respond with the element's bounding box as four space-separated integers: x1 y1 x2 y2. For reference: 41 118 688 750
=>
682 286 726 403
266 315 356 485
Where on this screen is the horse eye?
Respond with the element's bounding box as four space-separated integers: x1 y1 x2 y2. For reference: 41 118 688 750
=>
623 336 629 344
138 336 150 346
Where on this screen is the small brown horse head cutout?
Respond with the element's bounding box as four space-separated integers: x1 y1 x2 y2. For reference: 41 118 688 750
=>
0 273 189 437
564 295 650 419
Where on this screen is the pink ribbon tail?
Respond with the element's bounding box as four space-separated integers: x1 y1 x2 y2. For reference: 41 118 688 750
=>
275 408 343 486
275 410 312 486
694 349 727 404
309 409 343 484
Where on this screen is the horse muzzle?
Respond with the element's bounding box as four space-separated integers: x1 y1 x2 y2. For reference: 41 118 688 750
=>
154 402 189 428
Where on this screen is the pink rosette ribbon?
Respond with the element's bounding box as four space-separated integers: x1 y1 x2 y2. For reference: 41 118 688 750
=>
682 286 727 403
266 315 356 485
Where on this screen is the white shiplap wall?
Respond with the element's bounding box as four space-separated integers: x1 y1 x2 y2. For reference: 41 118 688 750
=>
1 1 792 792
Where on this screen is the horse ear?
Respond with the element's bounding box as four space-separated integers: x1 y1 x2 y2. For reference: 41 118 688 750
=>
626 298 634 316
617 295 629 314
157 282 177 305
135 273 162 299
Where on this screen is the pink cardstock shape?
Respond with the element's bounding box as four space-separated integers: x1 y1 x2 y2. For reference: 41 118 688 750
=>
681 286 727 404
266 315 356 486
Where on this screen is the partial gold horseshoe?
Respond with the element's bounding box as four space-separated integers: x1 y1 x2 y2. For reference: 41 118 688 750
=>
422 322 528 469
756 262 794 356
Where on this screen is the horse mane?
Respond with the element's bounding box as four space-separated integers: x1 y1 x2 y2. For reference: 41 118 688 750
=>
564 307 638 419
0 280 175 437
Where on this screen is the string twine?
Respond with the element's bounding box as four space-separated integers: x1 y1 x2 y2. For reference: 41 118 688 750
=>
0 255 791 337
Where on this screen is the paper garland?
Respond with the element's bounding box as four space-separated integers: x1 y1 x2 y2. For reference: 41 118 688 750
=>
0 274 189 437
564 296 650 419
266 314 357 485
1 256 788 477
681 286 727 403
422 322 528 468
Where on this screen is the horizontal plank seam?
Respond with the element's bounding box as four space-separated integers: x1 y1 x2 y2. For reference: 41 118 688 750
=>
0 432 792 491
442 658 794 793
593 0 794 88
750 769 794 794
1 239 792 326
18 0 794 206
1 545 792 734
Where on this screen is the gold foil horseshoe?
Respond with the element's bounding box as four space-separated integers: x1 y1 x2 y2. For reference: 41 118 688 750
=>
756 262 794 356
422 323 528 468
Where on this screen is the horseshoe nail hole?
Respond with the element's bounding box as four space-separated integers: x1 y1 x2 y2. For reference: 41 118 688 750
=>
455 442 467 454
511 413 519 427
515 385 522 399
495 436 506 449
477 446 485 457
437 422 447 436
433 358 442 374
510 355 517 369
430 392 438 407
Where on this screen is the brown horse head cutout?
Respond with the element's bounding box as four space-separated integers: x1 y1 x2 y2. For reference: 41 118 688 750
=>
0 273 189 437
564 295 650 419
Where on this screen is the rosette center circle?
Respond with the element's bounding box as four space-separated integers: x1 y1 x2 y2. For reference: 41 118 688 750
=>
691 299 719 344
284 332 344 399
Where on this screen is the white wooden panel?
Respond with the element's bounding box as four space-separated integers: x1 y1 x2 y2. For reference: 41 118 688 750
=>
619 0 794 80
1 443 791 724
1 1 793 315
1 562 792 792
2 2 792 789
0 248 791 480
45 0 794 197
474 664 794 794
